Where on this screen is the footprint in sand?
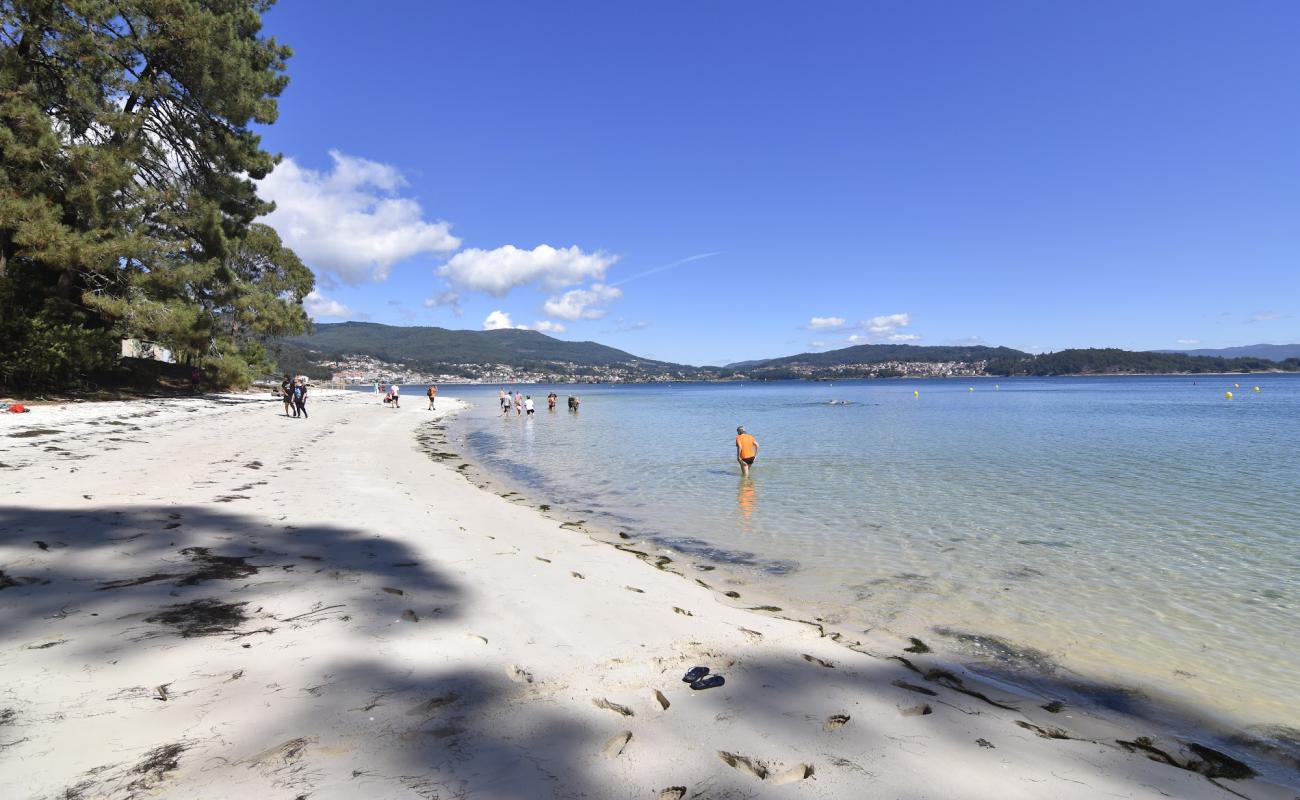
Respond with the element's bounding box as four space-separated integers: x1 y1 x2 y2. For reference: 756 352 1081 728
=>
770 763 815 785
900 703 932 717
592 698 634 717
657 787 686 800
400 609 419 622
717 751 768 780
624 586 645 593
672 607 693 617
406 693 459 717
823 713 850 731
467 633 488 644
570 571 584 579
602 730 632 758
506 665 534 684
382 587 404 595
653 689 670 710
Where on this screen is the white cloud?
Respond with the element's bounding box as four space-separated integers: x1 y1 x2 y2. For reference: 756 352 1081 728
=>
1250 311 1284 322
542 283 622 321
1177 338 1201 345
259 150 461 284
865 313 911 334
303 290 353 320
482 310 528 331
808 316 846 330
837 312 918 345
440 244 618 296
424 291 462 316
609 318 649 332
534 320 567 334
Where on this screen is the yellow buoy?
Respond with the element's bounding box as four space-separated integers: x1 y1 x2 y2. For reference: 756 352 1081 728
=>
1225 391 1233 399
1234 383 1240 389
913 390 919 398
1254 386 1261 392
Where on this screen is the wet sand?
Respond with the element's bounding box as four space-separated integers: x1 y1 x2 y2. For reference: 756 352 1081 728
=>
0 391 1294 798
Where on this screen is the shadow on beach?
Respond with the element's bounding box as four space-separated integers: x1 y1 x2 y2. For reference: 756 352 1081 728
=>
1 503 1296 797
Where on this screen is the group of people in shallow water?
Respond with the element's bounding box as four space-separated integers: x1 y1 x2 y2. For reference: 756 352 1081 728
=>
498 388 580 415
282 379 759 477
372 382 439 410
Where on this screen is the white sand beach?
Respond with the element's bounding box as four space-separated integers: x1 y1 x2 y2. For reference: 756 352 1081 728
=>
0 391 1292 799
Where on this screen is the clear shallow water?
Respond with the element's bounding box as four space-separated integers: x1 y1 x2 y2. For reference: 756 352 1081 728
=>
428 378 1298 749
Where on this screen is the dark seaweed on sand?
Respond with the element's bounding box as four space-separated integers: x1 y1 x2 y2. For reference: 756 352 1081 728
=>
145 599 248 637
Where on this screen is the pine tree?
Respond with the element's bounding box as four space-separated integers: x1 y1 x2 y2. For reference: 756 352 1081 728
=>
0 0 310 390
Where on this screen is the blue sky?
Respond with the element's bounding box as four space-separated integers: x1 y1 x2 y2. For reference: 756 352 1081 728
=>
255 1 1299 366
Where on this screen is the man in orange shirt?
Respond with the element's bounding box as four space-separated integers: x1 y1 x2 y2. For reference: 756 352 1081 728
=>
735 425 759 476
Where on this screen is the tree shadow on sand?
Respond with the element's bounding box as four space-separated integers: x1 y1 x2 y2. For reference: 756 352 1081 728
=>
2 504 1296 799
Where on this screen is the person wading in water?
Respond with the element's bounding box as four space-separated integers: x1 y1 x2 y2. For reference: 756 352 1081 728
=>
735 425 759 477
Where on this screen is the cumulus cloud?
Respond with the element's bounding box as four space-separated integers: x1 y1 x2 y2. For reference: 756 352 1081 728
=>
303 290 354 320
1177 338 1201 345
808 316 847 330
424 291 463 316
259 150 461 284
836 312 918 345
542 283 622 321
440 244 618 296
482 310 528 331
865 313 911 334
534 320 567 334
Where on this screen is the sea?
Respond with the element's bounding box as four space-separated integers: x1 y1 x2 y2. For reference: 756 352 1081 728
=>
384 376 1300 773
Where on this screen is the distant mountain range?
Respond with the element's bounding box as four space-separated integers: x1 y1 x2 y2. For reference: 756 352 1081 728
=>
1152 343 1300 361
272 323 1299 381
727 344 1028 370
273 321 704 379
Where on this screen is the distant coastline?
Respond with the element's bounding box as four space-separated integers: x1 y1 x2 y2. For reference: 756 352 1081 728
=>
277 323 1299 387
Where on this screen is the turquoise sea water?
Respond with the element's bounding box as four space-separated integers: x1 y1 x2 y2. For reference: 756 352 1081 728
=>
408 377 1299 763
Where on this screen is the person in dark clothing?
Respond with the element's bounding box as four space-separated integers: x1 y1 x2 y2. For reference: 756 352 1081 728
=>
292 378 309 418
281 374 295 417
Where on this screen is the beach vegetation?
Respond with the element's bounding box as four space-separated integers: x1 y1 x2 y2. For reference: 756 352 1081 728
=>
0 0 308 392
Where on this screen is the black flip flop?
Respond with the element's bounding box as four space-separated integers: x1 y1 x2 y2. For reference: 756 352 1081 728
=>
682 666 710 683
690 675 725 690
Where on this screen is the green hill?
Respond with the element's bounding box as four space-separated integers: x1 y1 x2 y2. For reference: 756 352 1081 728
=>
987 348 1289 376
276 322 690 375
729 344 1029 371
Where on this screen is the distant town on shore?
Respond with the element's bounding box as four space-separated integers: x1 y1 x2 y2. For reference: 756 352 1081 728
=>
274 322 1300 385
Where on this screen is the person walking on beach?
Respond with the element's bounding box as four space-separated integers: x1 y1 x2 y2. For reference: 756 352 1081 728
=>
427 384 438 410
499 388 509 413
514 391 523 415
280 374 294 417
524 395 535 415
735 425 759 476
292 378 309 419
547 392 557 411
389 383 400 408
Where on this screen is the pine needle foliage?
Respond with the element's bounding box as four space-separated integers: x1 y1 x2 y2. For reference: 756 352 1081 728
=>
0 0 311 391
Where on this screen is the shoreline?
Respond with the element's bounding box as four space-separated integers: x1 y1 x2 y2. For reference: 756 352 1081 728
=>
1 392 1295 797
435 396 1300 783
